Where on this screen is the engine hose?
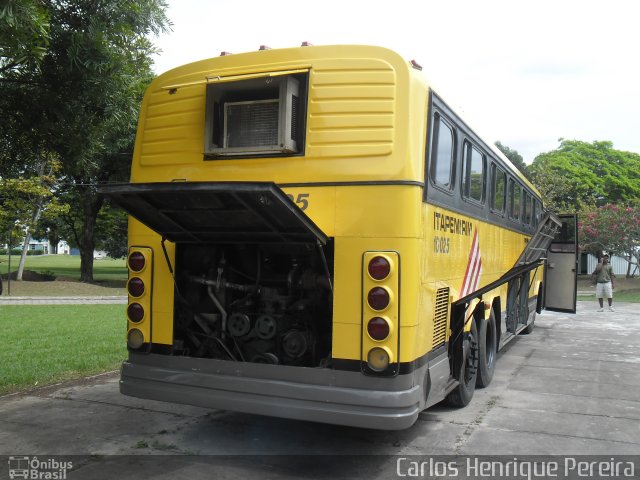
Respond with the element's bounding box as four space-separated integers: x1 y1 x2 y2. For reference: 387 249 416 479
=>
207 285 228 339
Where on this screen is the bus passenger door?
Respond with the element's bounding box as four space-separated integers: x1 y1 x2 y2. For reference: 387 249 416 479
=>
543 214 578 313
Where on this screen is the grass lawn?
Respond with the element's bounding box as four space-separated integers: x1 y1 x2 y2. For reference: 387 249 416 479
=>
1 255 127 296
0 254 127 283
577 290 640 303
0 304 127 394
577 276 640 303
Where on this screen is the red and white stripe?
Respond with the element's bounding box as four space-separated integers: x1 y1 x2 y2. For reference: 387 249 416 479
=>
460 229 482 297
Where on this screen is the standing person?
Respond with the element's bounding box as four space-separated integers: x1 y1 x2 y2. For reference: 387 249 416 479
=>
593 254 615 312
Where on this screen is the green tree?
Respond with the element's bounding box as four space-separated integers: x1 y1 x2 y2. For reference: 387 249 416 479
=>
0 158 68 280
579 203 640 277
1 0 170 282
495 141 530 180
0 0 50 76
95 203 128 258
529 140 640 212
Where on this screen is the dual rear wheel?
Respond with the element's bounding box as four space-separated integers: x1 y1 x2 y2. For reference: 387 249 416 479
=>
446 309 497 407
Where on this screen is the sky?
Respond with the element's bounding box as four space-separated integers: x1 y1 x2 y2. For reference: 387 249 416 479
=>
151 0 640 163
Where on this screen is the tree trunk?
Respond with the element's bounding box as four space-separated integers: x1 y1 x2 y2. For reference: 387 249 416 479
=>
625 252 639 278
16 231 31 281
16 204 44 281
78 194 104 283
79 236 95 282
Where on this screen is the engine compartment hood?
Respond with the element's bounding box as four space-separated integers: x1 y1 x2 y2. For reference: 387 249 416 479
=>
100 182 328 245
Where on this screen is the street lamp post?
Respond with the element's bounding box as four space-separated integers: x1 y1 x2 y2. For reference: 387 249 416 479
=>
7 227 12 296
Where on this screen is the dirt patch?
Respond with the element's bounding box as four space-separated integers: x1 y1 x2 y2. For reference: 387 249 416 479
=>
1 279 126 297
578 275 639 292
3 270 56 282
1 370 119 399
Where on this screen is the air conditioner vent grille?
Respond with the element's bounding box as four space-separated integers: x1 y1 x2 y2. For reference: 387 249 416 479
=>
433 287 450 348
225 100 278 148
291 95 299 141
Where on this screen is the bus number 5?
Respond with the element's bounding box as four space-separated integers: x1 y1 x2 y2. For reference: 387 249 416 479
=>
287 193 309 211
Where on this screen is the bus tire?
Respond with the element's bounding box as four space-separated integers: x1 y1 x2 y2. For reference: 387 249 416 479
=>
522 285 541 335
446 320 478 407
522 312 535 334
476 310 497 388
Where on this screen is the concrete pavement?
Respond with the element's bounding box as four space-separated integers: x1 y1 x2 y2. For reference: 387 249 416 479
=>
0 296 127 305
0 301 638 478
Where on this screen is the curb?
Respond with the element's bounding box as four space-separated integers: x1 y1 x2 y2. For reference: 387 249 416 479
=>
0 296 127 305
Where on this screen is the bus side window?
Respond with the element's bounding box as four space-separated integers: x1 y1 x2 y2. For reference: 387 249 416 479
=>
430 113 456 191
531 197 537 226
490 163 506 214
462 141 485 203
524 192 532 226
534 199 542 223
508 178 521 221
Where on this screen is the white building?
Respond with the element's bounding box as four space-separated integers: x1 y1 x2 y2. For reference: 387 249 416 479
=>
580 253 639 277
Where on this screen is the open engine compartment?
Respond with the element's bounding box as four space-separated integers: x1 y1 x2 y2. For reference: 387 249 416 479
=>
171 241 334 367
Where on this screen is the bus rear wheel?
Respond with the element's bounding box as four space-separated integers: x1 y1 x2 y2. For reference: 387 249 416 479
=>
446 320 478 407
476 310 497 388
522 284 541 335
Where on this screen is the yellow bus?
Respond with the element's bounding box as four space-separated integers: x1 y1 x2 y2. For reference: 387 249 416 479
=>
103 45 577 429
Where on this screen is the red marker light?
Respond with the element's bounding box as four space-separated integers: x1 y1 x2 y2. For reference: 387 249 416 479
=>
368 256 391 280
128 252 145 272
367 317 390 341
127 303 144 323
128 278 145 298
368 287 390 311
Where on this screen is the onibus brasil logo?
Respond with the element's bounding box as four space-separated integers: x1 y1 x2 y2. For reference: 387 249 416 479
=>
8 456 73 479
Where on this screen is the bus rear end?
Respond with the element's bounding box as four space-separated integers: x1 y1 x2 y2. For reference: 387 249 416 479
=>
103 45 431 429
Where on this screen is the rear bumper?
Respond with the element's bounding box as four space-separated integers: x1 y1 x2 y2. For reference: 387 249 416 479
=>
121 353 424 430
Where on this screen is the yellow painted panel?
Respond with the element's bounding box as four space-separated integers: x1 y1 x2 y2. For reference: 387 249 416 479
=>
308 129 394 145
144 111 203 131
308 100 395 115
279 186 336 237
311 85 395 100
335 186 422 238
422 204 532 298
312 70 396 86
331 322 361 360
128 218 175 346
145 95 204 120
398 325 419 363
332 237 421 329
305 143 393 159
307 114 394 130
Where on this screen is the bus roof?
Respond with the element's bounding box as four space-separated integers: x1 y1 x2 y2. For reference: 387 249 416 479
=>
147 44 540 198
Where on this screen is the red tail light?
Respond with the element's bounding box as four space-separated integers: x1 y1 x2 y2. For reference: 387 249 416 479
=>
127 303 144 323
367 317 390 340
368 256 391 280
128 278 145 297
128 252 146 272
367 287 390 311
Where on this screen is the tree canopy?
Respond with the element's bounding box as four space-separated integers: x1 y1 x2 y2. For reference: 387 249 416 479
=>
1 0 170 281
529 140 640 212
0 0 50 77
495 141 530 180
579 203 640 277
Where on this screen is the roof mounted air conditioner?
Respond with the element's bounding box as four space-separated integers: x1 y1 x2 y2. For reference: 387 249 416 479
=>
205 76 300 156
